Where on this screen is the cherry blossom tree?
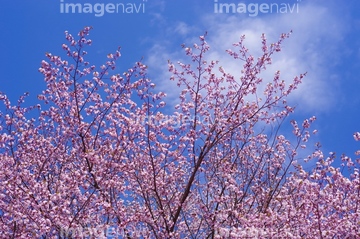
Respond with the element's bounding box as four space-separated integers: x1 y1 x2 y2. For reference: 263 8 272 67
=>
0 27 359 238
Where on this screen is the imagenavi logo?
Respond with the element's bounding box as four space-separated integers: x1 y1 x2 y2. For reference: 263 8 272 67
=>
60 0 147 17
214 0 300 16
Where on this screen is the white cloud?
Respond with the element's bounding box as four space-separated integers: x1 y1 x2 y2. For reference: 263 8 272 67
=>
203 3 347 112
145 1 348 113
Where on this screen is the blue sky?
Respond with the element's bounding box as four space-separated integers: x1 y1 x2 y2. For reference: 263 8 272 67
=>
0 0 359 165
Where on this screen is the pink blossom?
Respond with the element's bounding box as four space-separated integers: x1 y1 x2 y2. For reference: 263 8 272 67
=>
0 27 358 238
353 132 360 141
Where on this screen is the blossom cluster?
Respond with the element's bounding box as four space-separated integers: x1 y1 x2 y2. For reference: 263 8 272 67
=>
0 27 359 238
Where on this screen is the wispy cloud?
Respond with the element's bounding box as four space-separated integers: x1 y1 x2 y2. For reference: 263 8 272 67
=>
145 1 349 113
